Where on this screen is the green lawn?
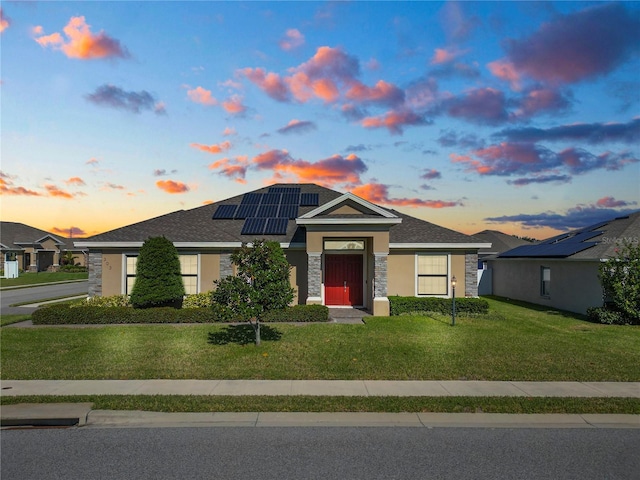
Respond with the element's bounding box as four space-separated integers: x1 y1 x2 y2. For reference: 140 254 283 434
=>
0 271 88 288
2 297 638 381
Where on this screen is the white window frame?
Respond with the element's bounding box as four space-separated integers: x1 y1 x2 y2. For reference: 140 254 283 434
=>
540 266 551 298
122 253 200 295
415 253 451 297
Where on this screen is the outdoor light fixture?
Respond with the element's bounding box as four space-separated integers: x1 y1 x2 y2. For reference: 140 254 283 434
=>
451 275 457 326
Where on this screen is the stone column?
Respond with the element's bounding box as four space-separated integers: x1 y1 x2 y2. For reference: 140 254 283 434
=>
465 251 478 297
306 252 322 305
88 252 102 297
373 253 390 316
220 253 233 278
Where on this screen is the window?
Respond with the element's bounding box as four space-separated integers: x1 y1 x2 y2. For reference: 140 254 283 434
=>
417 254 448 296
324 240 365 250
124 254 198 295
541 266 551 297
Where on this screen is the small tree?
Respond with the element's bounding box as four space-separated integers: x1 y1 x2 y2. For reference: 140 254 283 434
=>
130 236 185 309
213 240 294 345
598 239 640 324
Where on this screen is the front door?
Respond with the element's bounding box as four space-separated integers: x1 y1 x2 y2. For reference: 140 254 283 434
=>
325 254 363 306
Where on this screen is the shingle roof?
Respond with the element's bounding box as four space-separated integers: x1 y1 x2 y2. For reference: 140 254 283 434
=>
0 222 80 251
472 230 531 255
497 211 640 260
81 183 484 246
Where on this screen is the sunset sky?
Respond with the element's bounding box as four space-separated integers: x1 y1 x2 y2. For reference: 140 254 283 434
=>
1 1 639 240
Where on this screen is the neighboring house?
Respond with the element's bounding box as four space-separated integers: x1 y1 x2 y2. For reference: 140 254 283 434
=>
75 183 490 315
472 230 533 295
487 211 640 315
0 222 87 272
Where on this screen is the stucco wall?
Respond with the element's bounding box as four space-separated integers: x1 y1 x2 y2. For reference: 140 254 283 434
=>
101 252 124 297
387 250 467 297
285 250 308 305
490 258 603 314
199 253 220 293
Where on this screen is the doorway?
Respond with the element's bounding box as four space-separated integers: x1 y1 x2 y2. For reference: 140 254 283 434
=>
325 254 363 306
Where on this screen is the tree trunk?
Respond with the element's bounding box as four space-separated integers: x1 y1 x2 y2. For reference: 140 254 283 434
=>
255 320 261 346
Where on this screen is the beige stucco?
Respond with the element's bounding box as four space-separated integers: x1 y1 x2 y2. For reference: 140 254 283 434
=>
327 205 363 215
199 253 220 293
101 252 124 297
387 250 467 297
306 228 390 253
285 250 308 305
490 258 603 314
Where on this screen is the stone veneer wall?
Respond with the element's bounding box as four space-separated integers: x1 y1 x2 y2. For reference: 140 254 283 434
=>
88 252 102 297
465 252 478 297
220 253 233 278
374 254 388 297
307 253 322 299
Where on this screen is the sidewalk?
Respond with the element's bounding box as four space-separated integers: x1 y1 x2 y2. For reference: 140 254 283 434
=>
2 379 639 397
2 380 638 428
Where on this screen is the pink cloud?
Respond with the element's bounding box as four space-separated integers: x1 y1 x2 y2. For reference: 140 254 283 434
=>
34 16 129 60
0 8 11 33
502 3 640 85
187 86 217 106
222 127 237 136
361 109 425 135
240 68 290 102
156 180 189 194
222 95 246 114
190 141 232 155
513 88 571 118
352 183 460 208
207 156 248 184
277 119 317 135
44 184 74 199
0 177 42 196
431 47 467 65
279 28 305 51
444 87 508 125
64 176 86 186
86 158 99 166
346 80 404 107
51 226 86 237
487 59 521 90
596 197 637 208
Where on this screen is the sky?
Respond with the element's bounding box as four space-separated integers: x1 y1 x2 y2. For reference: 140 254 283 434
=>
1 1 639 240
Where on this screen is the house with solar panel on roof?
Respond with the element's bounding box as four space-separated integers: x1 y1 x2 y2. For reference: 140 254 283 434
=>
75 184 490 315
486 211 640 315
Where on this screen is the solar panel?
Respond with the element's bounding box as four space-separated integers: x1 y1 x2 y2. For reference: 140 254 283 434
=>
241 193 263 205
278 204 299 219
568 230 603 244
262 192 281 204
257 204 279 217
269 186 301 194
212 204 238 219
500 242 597 258
282 192 300 205
241 217 267 235
300 193 319 206
235 203 258 219
264 217 289 235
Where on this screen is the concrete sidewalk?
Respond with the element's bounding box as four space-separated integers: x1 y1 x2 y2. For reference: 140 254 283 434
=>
2 379 639 397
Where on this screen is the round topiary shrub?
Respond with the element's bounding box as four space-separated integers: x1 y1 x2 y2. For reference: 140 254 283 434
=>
130 236 185 309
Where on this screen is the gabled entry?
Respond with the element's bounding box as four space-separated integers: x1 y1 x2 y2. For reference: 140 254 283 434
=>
325 254 363 306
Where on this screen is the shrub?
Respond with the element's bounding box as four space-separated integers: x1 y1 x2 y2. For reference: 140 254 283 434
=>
262 305 330 322
389 296 489 316
32 304 227 325
598 239 640 325
182 292 214 308
59 265 88 273
130 236 185 309
83 295 132 308
586 307 628 325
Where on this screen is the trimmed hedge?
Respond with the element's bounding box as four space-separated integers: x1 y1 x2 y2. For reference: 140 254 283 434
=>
31 303 330 325
586 306 636 325
389 296 489 316
261 305 330 322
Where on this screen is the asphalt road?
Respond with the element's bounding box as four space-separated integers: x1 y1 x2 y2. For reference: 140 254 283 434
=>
2 426 639 479
0 281 88 315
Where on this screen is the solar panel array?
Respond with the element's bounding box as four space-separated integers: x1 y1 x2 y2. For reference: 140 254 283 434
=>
212 186 320 236
499 224 607 258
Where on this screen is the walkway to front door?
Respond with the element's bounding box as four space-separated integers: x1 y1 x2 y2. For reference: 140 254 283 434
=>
325 254 363 306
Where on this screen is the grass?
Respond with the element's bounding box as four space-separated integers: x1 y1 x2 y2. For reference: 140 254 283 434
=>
0 315 31 327
2 297 639 381
1 395 638 414
0 271 87 288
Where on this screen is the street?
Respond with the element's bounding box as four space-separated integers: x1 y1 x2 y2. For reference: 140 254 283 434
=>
2 426 639 479
0 281 88 316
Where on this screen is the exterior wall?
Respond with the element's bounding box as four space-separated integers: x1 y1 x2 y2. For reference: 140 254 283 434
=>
387 250 469 297
88 252 103 297
327 205 362 215
100 252 123 297
199 253 220 293
285 250 308 305
490 258 603 314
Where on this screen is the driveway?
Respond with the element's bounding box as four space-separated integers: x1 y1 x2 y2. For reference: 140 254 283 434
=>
1 281 88 316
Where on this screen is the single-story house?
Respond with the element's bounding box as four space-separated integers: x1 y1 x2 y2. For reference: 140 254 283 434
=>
75 183 490 315
472 230 532 295
487 211 640 315
0 221 87 273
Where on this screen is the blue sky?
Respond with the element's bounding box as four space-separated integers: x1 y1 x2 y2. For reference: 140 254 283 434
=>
1 1 639 239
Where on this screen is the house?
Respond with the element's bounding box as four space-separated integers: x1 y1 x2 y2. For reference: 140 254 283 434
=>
0 222 87 273
472 230 533 295
487 211 640 315
75 183 490 315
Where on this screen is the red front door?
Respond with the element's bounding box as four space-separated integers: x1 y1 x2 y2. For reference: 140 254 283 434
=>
325 254 363 306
